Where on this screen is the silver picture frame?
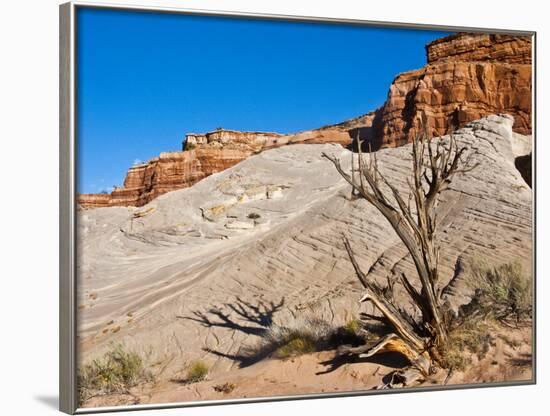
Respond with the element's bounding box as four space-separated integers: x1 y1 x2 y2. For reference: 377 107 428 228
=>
60 2 537 413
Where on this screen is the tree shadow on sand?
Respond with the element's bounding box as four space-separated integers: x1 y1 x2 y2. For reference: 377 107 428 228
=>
178 296 284 337
316 350 410 376
177 297 285 367
179 298 388 371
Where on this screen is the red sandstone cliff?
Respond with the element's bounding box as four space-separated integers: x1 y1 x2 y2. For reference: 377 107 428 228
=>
426 33 532 65
78 131 280 208
78 32 532 208
359 33 532 149
77 127 360 208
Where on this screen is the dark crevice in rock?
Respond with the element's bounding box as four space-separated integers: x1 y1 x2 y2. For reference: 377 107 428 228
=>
515 153 532 187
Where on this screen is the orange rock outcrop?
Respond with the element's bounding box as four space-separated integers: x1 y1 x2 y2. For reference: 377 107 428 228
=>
77 126 363 208
360 33 532 148
426 33 532 65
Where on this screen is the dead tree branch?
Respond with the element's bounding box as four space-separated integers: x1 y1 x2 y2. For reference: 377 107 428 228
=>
322 122 477 373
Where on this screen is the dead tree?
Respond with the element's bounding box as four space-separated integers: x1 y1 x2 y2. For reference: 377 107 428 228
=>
322 126 478 387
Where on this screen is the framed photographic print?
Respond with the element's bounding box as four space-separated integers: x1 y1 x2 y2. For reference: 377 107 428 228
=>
59 1 536 413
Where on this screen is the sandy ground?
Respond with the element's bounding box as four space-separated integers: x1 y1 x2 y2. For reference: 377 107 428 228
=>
83 325 532 408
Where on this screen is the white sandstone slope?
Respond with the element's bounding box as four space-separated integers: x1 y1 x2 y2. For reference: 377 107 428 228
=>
77 115 532 380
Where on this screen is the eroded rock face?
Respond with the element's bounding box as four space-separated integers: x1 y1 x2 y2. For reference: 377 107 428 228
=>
426 33 532 65
360 33 532 149
78 130 281 208
77 126 361 208
79 147 253 208
184 129 284 151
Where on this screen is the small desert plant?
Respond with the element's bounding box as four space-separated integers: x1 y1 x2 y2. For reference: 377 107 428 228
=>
466 260 532 323
213 382 235 394
320 317 368 346
267 315 334 354
247 212 261 220
439 344 469 371
256 314 364 359
440 320 493 371
452 321 493 358
276 336 316 358
185 360 209 383
342 318 362 337
246 315 334 359
186 142 196 151
438 259 530 371
78 345 151 402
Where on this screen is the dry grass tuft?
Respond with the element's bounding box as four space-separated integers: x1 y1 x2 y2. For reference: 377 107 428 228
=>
276 336 316 358
263 315 334 358
465 260 532 323
342 318 362 337
440 259 531 371
440 320 494 371
78 345 152 403
185 360 209 383
246 314 364 361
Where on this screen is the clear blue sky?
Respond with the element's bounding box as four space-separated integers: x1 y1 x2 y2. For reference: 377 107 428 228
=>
76 7 450 193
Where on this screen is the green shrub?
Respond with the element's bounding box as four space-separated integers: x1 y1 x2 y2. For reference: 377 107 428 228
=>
439 344 469 371
186 360 209 383
246 314 364 361
440 320 493 371
276 336 316 358
342 318 362 337
78 345 151 402
466 260 532 322
186 142 196 151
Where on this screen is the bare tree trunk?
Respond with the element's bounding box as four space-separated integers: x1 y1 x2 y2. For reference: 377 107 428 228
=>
323 125 477 372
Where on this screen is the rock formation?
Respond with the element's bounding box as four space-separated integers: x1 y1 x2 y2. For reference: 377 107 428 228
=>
426 33 532 65
78 116 532 384
356 33 532 149
78 130 282 208
184 129 284 152
78 33 532 208
515 153 532 187
77 126 361 208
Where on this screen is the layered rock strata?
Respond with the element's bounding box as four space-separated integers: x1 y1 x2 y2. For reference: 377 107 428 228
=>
77 125 364 208
426 33 532 65
359 33 533 149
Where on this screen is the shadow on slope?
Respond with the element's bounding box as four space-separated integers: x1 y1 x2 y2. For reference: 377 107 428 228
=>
181 298 368 369
178 297 285 338
178 297 286 367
